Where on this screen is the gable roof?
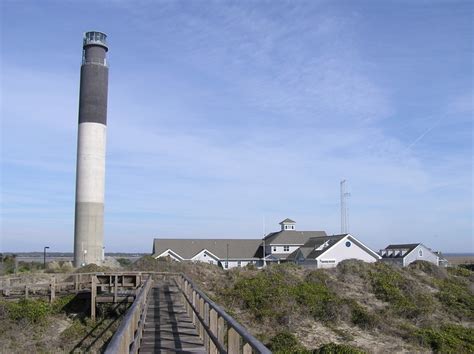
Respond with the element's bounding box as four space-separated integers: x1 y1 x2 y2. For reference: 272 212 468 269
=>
288 234 381 261
153 238 262 260
279 218 296 224
385 243 420 251
287 235 346 260
381 243 432 259
263 230 327 245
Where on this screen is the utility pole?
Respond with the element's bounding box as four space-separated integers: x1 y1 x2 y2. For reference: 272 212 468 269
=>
43 246 50 269
226 244 229 269
262 216 267 268
340 180 351 233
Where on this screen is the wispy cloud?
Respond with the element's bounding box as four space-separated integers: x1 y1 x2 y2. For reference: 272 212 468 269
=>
1 0 472 252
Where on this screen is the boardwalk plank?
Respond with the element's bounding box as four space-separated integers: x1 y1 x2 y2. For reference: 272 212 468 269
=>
139 282 206 354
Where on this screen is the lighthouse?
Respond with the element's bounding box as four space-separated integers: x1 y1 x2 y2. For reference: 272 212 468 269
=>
73 31 109 267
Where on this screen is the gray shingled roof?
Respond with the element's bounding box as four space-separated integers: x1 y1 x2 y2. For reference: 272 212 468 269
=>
263 230 327 245
385 243 420 250
287 235 347 260
153 238 263 260
279 218 296 224
381 243 421 259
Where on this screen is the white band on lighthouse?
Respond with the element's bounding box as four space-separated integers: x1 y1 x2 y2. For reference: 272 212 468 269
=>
75 122 107 203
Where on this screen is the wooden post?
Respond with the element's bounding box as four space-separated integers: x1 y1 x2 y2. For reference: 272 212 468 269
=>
199 296 205 340
209 309 218 354
204 302 210 352
4 278 10 296
243 343 253 354
50 277 56 302
217 316 225 348
114 275 118 303
91 276 97 321
192 290 197 325
228 327 240 354
24 285 29 299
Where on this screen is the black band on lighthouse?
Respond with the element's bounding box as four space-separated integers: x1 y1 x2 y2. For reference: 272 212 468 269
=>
78 64 109 125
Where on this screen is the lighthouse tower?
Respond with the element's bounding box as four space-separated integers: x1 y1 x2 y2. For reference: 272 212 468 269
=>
73 31 109 267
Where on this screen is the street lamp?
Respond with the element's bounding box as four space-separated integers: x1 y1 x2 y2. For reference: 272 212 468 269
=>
43 246 50 269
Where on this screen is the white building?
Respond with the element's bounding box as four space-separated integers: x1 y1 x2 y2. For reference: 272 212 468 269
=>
152 218 381 269
379 243 440 267
287 233 381 268
262 218 327 264
152 238 263 269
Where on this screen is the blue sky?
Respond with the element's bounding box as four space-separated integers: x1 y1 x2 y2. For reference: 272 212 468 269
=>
1 0 472 253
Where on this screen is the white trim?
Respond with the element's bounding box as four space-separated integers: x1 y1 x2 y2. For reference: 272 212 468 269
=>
345 234 382 259
191 249 221 262
315 234 380 261
154 249 184 261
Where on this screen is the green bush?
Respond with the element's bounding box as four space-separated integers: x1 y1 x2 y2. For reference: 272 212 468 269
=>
447 266 472 277
349 301 379 330
292 281 341 322
415 325 474 352
314 343 365 354
369 264 433 318
50 295 75 314
116 258 132 267
4 299 51 323
459 264 474 272
2 295 77 324
436 277 474 319
230 270 292 320
267 331 309 353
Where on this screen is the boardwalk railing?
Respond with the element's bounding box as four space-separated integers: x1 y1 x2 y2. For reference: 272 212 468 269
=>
176 274 271 354
104 275 153 354
105 272 271 354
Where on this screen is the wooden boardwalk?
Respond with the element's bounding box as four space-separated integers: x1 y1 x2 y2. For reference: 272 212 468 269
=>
139 281 206 353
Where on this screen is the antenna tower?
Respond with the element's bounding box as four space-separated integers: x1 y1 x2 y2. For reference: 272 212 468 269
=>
340 180 351 233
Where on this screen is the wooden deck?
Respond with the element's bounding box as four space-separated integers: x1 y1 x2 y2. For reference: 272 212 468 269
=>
139 282 205 353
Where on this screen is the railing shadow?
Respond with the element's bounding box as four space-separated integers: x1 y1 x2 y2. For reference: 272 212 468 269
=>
70 299 128 353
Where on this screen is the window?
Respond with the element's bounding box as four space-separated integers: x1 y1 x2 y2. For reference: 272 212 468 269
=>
209 260 214 265
291 225 295 230
283 246 290 252
273 247 277 252
237 261 242 267
345 241 351 247
203 254 207 257
419 249 423 257
320 259 336 264
224 262 228 269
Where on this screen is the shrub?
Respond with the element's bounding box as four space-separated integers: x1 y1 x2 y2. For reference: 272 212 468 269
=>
267 331 309 353
408 260 447 279
459 264 474 272
415 325 474 352
436 277 474 319
349 301 379 330
4 299 51 323
447 266 472 277
369 264 433 318
230 271 292 320
292 281 341 322
314 343 365 354
116 258 132 267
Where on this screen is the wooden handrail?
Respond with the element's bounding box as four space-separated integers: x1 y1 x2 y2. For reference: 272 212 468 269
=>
175 274 271 354
104 275 153 354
